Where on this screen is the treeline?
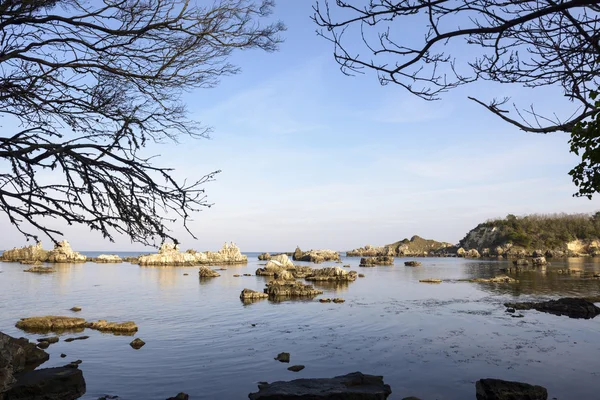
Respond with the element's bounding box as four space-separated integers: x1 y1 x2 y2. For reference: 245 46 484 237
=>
469 213 600 249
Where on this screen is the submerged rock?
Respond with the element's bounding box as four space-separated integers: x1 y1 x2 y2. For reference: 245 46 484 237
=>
419 279 442 283
359 256 394 267
85 320 138 333
248 372 392 400
404 261 421 267
264 280 323 298
4 366 86 400
469 275 518 283
504 297 600 319
305 267 357 282
15 316 86 333
64 336 89 343
23 266 56 273
240 289 268 300
287 365 304 372
166 393 189 400
274 352 290 363
475 378 547 400
198 266 220 278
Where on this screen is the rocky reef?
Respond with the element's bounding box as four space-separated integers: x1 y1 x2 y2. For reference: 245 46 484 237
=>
476 378 547 400
1 241 86 263
305 267 357 282
504 297 600 319
292 247 340 263
264 279 323 298
138 242 247 266
359 256 394 267
15 316 137 334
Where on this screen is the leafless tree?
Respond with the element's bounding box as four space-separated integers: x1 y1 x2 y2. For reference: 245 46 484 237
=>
313 0 600 134
0 0 284 245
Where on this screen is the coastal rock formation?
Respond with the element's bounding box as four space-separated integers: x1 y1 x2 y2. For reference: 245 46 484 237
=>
240 289 268 300
504 297 600 319
15 317 86 333
258 252 271 260
404 261 421 267
305 267 357 282
347 236 453 257
456 248 466 257
94 254 123 263
85 320 138 333
475 378 548 400
23 266 55 273
293 247 340 263
248 372 392 400
138 242 247 266
359 256 394 267
466 249 481 258
264 279 323 298
198 266 220 278
346 244 395 257
1 241 85 263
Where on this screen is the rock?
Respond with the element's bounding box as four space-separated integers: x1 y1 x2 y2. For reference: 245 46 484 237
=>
419 279 442 283
469 275 518 283
85 320 138 333
63 360 82 368
166 393 189 400
359 256 394 267
256 260 286 276
19 260 43 265
70 307 82 312
98 395 120 399
94 254 123 263
275 352 290 363
248 372 392 400
244 273 252 276
466 249 481 258
506 308 516 313
3 366 86 400
233 274 241 277
292 247 341 263
264 280 323 298
274 270 295 281
138 242 247 266
1 242 49 263
404 261 421 267
258 252 271 261
532 257 547 266
475 378 547 400
60 354 66 358
319 298 331 303
271 254 295 268
64 336 89 342
332 298 345 303
504 297 600 319
343 264 351 268
130 338 145 349
15 316 86 333
358 274 365 278
513 259 529 266
456 247 466 257
198 266 220 278
346 244 395 257
36 337 59 344
287 365 305 372
305 267 357 282
36 341 50 349
23 266 56 273
46 241 87 263
240 289 268 300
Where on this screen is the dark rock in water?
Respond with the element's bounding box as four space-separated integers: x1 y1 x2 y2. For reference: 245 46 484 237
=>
37 337 59 344
248 371 392 400
275 352 290 363
64 336 89 343
505 308 516 313
69 307 81 312
319 298 332 303
60 354 67 358
4 366 86 400
1 332 50 374
358 274 365 278
166 393 189 400
287 365 304 372
98 395 120 399
504 297 600 319
36 341 50 349
404 261 421 267
130 338 145 350
476 378 547 400
332 298 345 303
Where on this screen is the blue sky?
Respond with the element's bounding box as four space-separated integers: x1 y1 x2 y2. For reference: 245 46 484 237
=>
0 2 597 252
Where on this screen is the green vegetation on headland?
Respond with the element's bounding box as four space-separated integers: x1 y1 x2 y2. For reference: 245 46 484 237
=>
460 213 600 255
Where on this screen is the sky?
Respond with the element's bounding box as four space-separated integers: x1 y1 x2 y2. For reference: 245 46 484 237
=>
0 1 598 252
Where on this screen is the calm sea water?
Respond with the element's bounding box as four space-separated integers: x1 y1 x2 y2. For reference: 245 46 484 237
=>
1 253 600 400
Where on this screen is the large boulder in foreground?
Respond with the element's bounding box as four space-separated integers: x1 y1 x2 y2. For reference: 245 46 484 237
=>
293 247 340 264
248 372 392 399
4 366 86 400
15 317 86 333
1 332 50 393
504 297 600 319
476 378 547 400
305 267 357 282
359 256 394 267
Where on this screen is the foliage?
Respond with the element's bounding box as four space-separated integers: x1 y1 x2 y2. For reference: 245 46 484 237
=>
0 0 284 245
466 213 600 249
570 90 600 198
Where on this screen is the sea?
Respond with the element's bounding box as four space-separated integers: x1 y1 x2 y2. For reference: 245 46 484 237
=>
1 252 600 399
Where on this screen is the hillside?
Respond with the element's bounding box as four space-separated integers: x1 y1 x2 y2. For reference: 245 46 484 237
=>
347 235 453 257
459 213 600 256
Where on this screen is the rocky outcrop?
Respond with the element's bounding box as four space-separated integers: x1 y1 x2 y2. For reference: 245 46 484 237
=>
240 289 268 300
94 254 123 263
258 252 271 261
359 256 394 267
198 266 220 278
23 266 55 273
1 332 50 393
1 241 85 263
346 244 395 257
293 247 340 264
305 267 357 282
404 261 421 267
248 372 392 400
504 297 600 319
476 378 547 400
255 256 312 278
347 236 453 257
466 249 481 258
138 242 247 266
15 317 86 333
85 320 138 333
264 279 323 298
